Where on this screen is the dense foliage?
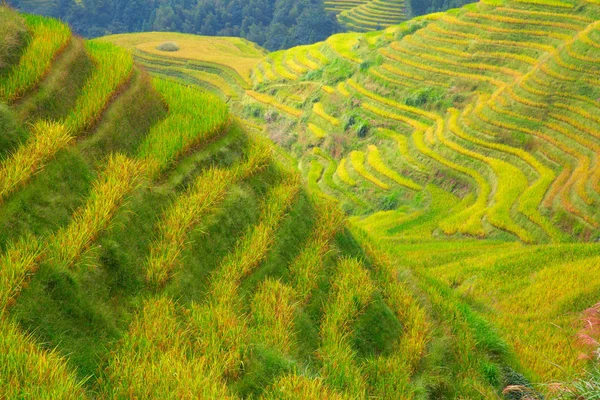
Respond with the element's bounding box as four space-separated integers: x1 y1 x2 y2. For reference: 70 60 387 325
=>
7 0 342 50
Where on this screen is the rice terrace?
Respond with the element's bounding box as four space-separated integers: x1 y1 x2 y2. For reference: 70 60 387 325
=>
1 0 600 397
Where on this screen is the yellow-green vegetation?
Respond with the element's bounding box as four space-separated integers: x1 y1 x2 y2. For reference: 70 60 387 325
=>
145 141 271 286
366 145 422 191
4 1 600 398
99 32 266 101
0 317 85 398
139 78 229 175
338 0 408 32
99 32 265 83
0 14 70 101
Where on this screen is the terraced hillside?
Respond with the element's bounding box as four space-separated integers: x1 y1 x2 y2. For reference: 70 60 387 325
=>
241 0 600 244
97 32 267 102
3 1 600 398
230 0 600 388
0 6 555 399
325 0 408 31
95 0 600 390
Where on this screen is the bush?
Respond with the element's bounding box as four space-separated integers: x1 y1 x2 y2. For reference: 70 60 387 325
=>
156 42 179 52
404 87 445 108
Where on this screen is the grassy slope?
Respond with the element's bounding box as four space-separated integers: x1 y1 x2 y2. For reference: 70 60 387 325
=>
0 8 471 400
99 0 600 393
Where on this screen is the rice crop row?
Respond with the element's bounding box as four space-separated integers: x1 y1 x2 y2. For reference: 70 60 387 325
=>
427 24 555 53
378 128 429 172
187 177 300 378
393 41 522 79
318 257 374 397
442 14 572 40
47 154 144 268
366 145 422 191
336 158 357 187
445 111 534 242
313 102 340 126
325 33 364 63
495 6 590 22
139 78 229 176
380 63 451 88
410 123 490 237
459 106 564 241
350 150 390 190
268 51 299 81
246 90 303 118
308 160 339 203
0 318 85 399
347 78 439 123
0 121 71 203
472 102 594 228
369 67 416 88
264 375 350 399
356 234 431 398
470 11 581 30
63 41 134 133
251 279 298 356
313 148 369 208
288 200 346 302
337 82 351 97
100 297 233 399
0 14 70 101
308 123 327 139
146 141 271 287
380 47 505 90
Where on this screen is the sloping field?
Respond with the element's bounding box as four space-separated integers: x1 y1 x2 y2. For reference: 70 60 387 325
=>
98 32 267 100
326 0 408 31
0 6 510 399
223 0 600 390
3 1 600 398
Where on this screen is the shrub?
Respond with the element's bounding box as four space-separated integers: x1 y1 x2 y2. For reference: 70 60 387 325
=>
404 87 446 108
156 41 179 52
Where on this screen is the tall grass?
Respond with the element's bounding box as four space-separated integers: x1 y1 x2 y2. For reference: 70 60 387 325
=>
146 141 271 286
101 297 234 399
0 121 71 203
140 78 229 176
318 257 374 397
0 236 42 311
0 14 70 101
47 154 144 268
0 41 133 204
251 279 298 356
188 176 300 378
0 318 85 399
63 41 134 133
263 375 351 399
355 231 431 398
288 201 346 302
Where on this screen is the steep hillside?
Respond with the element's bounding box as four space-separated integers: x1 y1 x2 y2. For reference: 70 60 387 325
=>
0 6 533 399
2 2 600 399
98 0 600 393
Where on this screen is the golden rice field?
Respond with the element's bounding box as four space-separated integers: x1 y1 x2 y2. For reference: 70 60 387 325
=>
1 0 600 398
